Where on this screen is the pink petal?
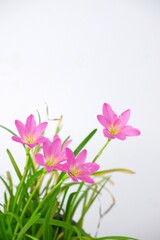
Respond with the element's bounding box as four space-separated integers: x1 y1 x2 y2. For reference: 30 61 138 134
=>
36 136 47 145
66 148 75 165
102 103 117 122
35 153 45 166
26 114 36 132
115 132 126 140
55 152 66 163
122 126 141 136
76 150 87 165
82 162 99 174
50 139 61 156
12 136 24 144
43 139 51 155
57 163 69 172
112 118 122 128
53 135 60 141
78 174 94 184
119 109 130 127
45 165 54 173
97 115 110 128
15 120 28 138
53 163 68 171
33 122 48 138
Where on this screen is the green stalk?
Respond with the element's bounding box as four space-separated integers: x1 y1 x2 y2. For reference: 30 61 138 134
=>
18 174 67 239
10 148 30 224
13 174 44 239
92 139 111 162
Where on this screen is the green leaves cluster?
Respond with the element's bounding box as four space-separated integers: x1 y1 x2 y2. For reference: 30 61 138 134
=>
0 125 138 240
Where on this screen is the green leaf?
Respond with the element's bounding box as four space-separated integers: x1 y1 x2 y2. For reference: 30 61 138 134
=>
43 202 57 240
16 214 41 240
6 149 22 181
62 135 71 149
0 176 13 198
25 234 39 240
36 109 41 124
5 212 22 229
26 168 44 188
93 237 139 240
0 124 17 136
37 218 85 240
74 129 97 156
93 168 135 176
0 212 8 240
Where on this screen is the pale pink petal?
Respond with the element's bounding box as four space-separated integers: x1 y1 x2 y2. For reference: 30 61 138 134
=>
97 115 110 128
76 149 87 165
56 152 66 163
12 136 24 144
102 103 117 122
66 148 75 165
15 120 28 138
26 114 36 132
78 175 94 184
122 126 141 136
43 139 51 155
82 162 99 174
36 136 47 145
115 132 126 140
53 135 60 141
57 163 69 172
45 165 54 173
119 109 130 127
113 118 122 128
35 153 45 166
50 139 61 156
33 122 48 138
53 163 68 171
103 129 115 139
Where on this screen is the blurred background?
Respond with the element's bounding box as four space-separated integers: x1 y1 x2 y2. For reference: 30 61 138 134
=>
0 1 160 239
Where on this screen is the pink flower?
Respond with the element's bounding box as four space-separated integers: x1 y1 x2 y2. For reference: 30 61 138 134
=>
62 148 99 184
35 137 66 172
12 114 48 148
97 103 141 140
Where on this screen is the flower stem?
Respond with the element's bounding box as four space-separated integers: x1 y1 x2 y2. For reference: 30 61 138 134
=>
11 148 30 215
92 139 111 162
13 174 44 239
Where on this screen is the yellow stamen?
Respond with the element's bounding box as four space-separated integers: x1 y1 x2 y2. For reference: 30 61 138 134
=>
70 167 82 177
24 135 35 144
109 125 120 135
46 156 57 166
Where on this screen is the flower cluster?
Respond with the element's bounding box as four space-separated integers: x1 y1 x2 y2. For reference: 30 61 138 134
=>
11 103 140 184
0 103 140 240
11 114 99 184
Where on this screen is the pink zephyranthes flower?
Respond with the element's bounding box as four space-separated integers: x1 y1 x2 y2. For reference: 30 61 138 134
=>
35 137 67 172
12 114 48 148
97 103 141 140
62 148 99 184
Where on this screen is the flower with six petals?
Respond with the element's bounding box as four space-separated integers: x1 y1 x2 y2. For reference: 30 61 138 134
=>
61 148 99 184
35 137 67 172
97 103 141 140
12 114 48 148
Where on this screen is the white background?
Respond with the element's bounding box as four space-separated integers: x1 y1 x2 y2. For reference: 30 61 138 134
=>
0 1 160 239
